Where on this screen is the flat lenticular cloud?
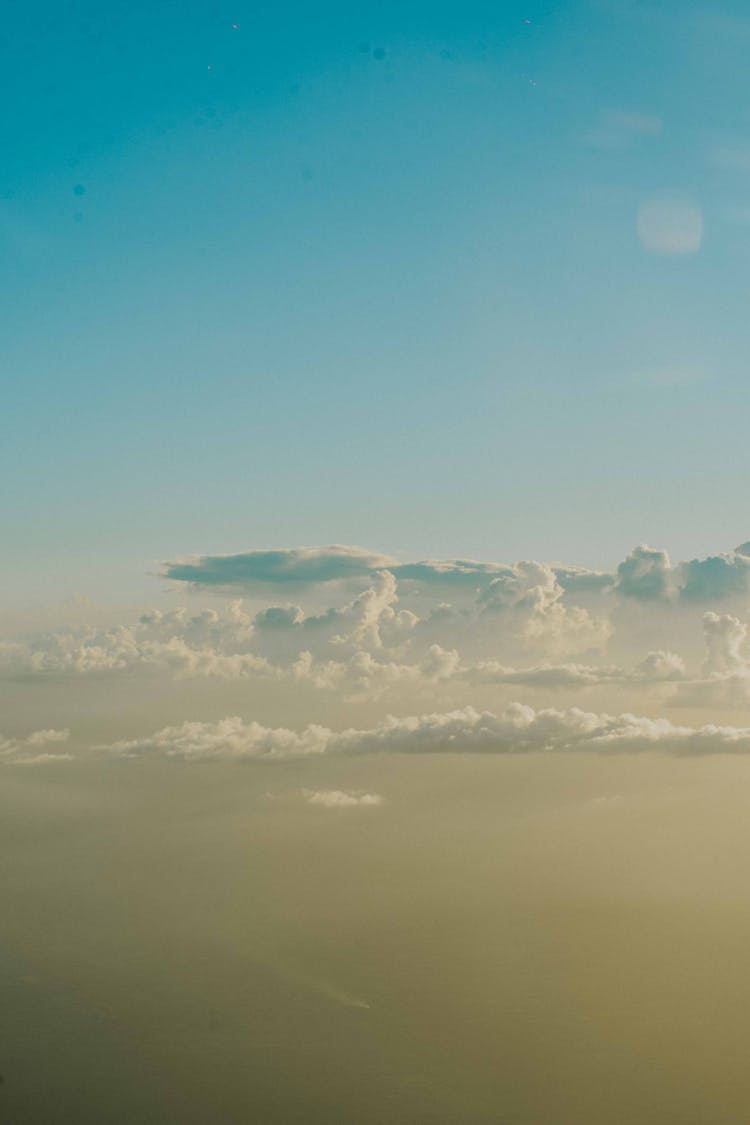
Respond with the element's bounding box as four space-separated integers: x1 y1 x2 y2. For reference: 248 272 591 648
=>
162 545 397 587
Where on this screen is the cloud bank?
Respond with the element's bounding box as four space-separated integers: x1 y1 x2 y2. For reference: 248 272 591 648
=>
102 705 750 761
162 541 750 603
8 538 750 766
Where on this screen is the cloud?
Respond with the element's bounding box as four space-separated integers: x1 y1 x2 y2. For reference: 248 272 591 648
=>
102 703 750 760
10 540 750 709
161 545 611 597
286 643 460 697
0 604 276 680
0 728 71 766
331 571 417 649
159 539 750 606
681 550 750 600
637 197 703 255
665 611 750 708
253 605 305 629
613 543 750 602
161 545 397 588
674 611 750 707
477 561 611 655
302 789 382 808
252 572 418 652
468 650 685 688
614 544 675 600
634 649 686 680
702 611 748 677
107 716 332 760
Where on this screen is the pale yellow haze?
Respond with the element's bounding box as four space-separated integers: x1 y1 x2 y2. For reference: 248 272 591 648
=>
3 753 750 1123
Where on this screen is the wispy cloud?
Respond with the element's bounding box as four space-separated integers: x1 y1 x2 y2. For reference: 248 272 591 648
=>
0 728 71 766
637 197 703 256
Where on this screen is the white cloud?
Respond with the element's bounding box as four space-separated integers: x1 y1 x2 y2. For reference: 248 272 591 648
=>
106 716 333 760
331 570 417 649
157 540 750 607
102 703 750 760
8 540 750 713
302 789 382 808
702 611 748 677
613 543 750 602
0 604 275 680
0 728 71 766
478 561 610 655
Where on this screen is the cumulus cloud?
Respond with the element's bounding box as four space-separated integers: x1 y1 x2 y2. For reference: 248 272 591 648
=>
160 539 750 607
702 611 748 677
634 649 686 681
102 704 750 760
331 571 418 649
0 728 71 766
614 544 674 600
681 549 750 600
302 789 382 808
10 540 750 713
669 611 750 707
663 611 750 708
477 561 611 655
612 543 750 603
0 604 276 680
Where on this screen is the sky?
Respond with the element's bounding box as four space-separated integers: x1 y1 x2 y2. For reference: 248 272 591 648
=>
4 0 750 604
7 4 750 1121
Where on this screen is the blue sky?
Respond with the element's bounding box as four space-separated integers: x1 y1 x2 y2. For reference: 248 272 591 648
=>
3 0 750 604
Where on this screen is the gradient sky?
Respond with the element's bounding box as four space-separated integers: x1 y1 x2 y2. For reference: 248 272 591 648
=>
8 13 750 1121
4 0 750 605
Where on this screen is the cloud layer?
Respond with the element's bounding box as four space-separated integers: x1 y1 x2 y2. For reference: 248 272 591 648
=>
162 541 750 604
8 538 750 768
102 704 750 761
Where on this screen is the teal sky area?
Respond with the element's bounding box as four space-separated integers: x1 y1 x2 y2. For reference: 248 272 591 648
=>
3 0 750 605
